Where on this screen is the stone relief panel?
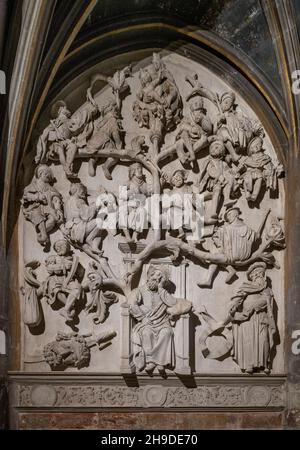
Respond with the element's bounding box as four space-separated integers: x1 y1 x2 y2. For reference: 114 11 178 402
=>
14 380 285 409
18 51 285 376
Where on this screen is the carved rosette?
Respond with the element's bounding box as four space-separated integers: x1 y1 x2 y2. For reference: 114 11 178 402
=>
15 381 285 409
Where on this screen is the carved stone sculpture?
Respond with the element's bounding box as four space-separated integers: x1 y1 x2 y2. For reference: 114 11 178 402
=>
133 53 182 155
42 239 82 323
20 51 285 379
129 265 192 376
228 136 284 203
198 206 262 287
85 97 123 179
225 262 277 374
197 138 238 221
22 165 64 247
21 261 42 328
35 102 74 177
62 182 104 260
35 96 98 178
162 169 195 240
83 261 118 324
43 330 117 370
215 91 264 154
121 162 152 243
174 95 212 167
35 65 131 180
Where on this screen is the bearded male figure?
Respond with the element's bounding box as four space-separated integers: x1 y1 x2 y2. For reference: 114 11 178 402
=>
226 262 277 374
129 266 192 375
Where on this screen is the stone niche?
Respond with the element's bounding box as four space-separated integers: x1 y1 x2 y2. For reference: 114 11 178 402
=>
15 49 286 411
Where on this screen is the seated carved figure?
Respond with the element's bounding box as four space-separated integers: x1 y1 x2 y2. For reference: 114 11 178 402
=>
42 239 82 322
231 136 284 203
175 96 212 166
129 265 192 376
216 91 264 154
86 97 123 180
63 182 103 259
137 69 167 108
22 165 64 247
198 206 260 288
63 182 115 277
35 96 98 178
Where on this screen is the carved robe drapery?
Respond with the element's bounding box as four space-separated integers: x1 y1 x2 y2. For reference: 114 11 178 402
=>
130 286 180 370
229 281 276 372
213 218 257 263
20 53 284 379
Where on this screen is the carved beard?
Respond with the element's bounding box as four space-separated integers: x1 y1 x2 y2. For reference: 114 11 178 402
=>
134 174 144 184
252 274 265 286
147 280 159 291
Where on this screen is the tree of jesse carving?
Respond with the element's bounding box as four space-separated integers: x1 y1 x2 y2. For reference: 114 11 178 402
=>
22 53 285 374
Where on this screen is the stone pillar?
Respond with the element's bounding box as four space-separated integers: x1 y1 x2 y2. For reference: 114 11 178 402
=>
120 303 135 374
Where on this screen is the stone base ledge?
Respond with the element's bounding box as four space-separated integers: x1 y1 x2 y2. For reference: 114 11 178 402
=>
8 372 287 410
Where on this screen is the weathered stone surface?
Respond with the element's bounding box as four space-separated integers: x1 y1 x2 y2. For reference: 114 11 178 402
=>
18 411 285 430
8 44 289 427
13 378 286 409
18 52 285 379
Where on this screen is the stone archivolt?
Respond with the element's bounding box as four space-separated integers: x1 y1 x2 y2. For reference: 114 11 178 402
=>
20 52 285 378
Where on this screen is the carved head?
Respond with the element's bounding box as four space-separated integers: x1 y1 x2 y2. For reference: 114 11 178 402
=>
189 96 204 122
58 106 71 119
248 136 263 155
224 207 241 224
146 265 169 291
69 182 87 200
152 52 163 70
171 169 186 187
51 100 71 119
147 269 163 291
266 217 285 247
35 165 54 183
131 135 146 151
209 140 225 158
129 162 143 180
220 91 235 112
246 262 266 283
87 262 103 290
53 239 70 256
88 271 103 290
139 68 152 87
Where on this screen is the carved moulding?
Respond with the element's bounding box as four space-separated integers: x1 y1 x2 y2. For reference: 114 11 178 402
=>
10 375 286 409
